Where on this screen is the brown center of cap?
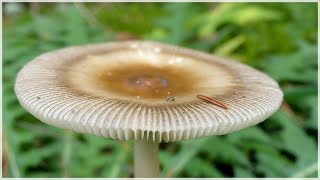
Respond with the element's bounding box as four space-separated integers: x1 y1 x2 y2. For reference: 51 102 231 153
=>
65 50 235 104
127 74 168 89
95 64 196 99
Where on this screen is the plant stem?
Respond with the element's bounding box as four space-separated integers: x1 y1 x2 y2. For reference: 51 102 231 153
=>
134 139 159 177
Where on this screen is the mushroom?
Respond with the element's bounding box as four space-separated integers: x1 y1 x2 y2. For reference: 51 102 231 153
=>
14 41 283 177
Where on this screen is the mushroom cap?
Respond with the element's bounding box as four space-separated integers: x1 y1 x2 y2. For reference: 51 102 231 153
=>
15 41 283 142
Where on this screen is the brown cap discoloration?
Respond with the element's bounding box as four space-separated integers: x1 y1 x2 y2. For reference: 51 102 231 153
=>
65 49 235 104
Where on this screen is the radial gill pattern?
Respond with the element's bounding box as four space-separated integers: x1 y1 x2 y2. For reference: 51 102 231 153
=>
14 41 283 142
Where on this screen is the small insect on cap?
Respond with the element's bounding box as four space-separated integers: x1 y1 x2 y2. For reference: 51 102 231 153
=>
15 41 283 142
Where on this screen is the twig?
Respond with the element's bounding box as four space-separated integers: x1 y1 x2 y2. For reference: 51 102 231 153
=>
196 94 228 109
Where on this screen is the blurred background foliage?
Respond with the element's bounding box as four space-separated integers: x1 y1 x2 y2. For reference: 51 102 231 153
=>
2 2 318 178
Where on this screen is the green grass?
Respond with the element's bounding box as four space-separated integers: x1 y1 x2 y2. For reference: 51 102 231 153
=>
2 2 318 178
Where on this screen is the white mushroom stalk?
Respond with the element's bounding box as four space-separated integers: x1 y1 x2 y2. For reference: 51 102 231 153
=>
15 41 283 177
134 139 159 177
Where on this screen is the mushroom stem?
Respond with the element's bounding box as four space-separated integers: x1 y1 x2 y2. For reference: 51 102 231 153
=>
134 139 159 177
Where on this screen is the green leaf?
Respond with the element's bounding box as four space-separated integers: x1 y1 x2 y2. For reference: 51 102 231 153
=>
255 148 292 177
184 157 223 177
263 42 317 84
274 111 317 171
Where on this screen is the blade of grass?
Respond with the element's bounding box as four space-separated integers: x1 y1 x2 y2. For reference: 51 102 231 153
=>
161 137 208 177
214 34 245 56
62 130 73 177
